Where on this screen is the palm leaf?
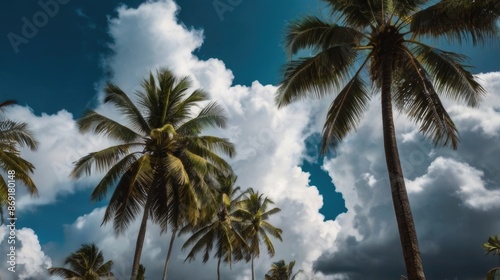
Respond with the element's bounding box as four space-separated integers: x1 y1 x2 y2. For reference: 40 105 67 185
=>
77 110 142 142
277 45 357 108
284 16 362 56
104 83 151 135
411 0 500 45
0 120 38 150
394 48 459 149
321 64 370 153
411 43 485 106
71 143 143 179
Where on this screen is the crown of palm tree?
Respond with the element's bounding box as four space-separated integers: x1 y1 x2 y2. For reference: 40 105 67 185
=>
71 68 236 279
48 243 114 280
277 0 499 153
265 260 303 280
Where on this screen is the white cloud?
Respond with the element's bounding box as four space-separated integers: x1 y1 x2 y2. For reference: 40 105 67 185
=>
4 106 117 209
0 225 52 280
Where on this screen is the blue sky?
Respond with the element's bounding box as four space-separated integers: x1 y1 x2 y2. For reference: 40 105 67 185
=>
1 1 500 279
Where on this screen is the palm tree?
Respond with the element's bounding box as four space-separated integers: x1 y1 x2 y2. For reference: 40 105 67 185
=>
47 243 114 280
237 188 282 280
137 264 146 280
181 174 248 280
484 235 500 280
0 100 38 219
71 69 235 279
265 260 303 280
276 1 500 278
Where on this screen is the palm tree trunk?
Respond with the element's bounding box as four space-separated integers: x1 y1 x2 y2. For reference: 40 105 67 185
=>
381 57 425 280
162 228 177 280
130 197 152 280
251 256 255 280
217 256 221 280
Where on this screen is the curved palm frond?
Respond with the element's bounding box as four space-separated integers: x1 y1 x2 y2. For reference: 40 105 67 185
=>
71 143 143 179
276 45 358 108
0 120 38 150
321 60 370 153
48 244 113 279
411 0 500 45
410 43 485 106
177 102 228 135
104 83 151 135
77 110 142 142
284 16 363 56
394 48 459 149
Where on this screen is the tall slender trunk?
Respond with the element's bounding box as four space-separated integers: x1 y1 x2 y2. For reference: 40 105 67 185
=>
381 56 425 279
217 256 221 280
251 256 255 280
130 197 152 280
162 228 177 280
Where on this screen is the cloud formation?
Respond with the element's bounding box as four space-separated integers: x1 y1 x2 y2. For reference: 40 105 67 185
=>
0 225 52 280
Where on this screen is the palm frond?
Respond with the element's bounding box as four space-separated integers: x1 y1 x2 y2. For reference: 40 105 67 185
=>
285 16 362 56
0 120 38 150
177 102 228 134
90 153 140 201
410 43 485 107
276 45 357 108
103 155 151 234
394 48 459 149
322 0 378 27
321 64 370 153
411 0 500 45
71 143 143 179
47 267 80 278
104 83 151 135
77 110 142 142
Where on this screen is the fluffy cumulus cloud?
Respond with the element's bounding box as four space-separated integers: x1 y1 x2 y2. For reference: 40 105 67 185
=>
314 72 500 279
2 107 117 210
0 225 52 280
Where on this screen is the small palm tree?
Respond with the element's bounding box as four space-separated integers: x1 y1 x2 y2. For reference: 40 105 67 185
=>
237 188 282 280
72 69 235 279
47 243 114 280
0 100 38 215
265 260 303 280
137 264 146 280
277 1 500 278
484 235 500 280
181 174 248 280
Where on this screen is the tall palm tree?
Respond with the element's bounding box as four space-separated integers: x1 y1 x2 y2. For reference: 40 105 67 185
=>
276 1 500 278
237 188 282 280
264 260 303 280
47 243 114 280
0 100 38 217
181 174 248 280
484 235 500 280
71 69 235 279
